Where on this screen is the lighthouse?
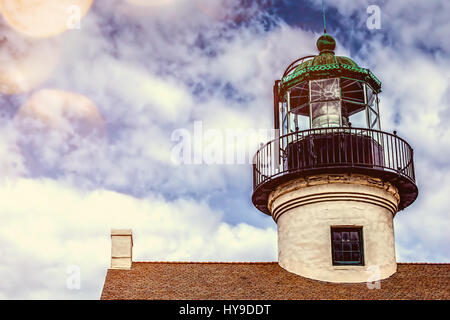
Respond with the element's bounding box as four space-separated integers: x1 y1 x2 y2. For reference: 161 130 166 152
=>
251 33 418 283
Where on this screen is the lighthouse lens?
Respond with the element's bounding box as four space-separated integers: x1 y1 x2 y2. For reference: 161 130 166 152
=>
311 101 341 128
310 78 348 128
310 78 340 102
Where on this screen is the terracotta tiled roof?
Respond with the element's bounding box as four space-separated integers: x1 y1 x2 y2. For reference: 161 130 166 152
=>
100 262 450 300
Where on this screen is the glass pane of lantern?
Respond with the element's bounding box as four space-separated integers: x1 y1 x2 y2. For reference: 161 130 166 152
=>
311 102 327 119
341 78 365 104
282 102 288 135
289 82 309 116
368 107 379 129
296 114 310 131
327 102 341 126
341 104 349 126
348 108 366 128
310 78 340 102
311 101 341 128
366 84 375 106
288 113 296 133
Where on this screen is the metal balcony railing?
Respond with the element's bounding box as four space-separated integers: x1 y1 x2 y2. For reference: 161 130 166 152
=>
252 127 417 213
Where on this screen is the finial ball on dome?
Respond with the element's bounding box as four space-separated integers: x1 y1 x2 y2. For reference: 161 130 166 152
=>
317 34 336 53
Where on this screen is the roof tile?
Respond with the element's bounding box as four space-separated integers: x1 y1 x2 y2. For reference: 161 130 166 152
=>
101 262 450 300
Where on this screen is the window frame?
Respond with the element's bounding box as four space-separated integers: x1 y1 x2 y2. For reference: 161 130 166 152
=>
330 226 365 266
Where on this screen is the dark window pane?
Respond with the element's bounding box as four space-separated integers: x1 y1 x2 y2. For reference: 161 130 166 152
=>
352 243 360 251
350 231 359 241
332 232 342 241
343 243 351 251
334 243 341 252
342 232 349 241
343 252 351 261
335 252 343 261
352 252 360 261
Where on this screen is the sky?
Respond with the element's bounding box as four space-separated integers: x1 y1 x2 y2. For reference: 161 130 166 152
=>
0 0 449 299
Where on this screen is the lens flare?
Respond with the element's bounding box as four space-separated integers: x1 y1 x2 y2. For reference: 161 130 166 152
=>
126 0 176 6
15 89 106 138
0 22 60 94
194 0 226 20
0 0 94 38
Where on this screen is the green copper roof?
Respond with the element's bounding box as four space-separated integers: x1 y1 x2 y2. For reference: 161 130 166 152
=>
293 54 359 71
281 34 382 93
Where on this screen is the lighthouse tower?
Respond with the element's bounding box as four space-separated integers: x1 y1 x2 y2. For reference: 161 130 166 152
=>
251 34 418 283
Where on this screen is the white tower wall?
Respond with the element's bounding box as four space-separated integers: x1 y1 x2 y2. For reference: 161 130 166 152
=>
269 174 400 283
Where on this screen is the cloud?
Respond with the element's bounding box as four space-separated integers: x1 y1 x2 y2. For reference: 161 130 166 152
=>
0 178 276 299
0 19 61 94
0 123 27 179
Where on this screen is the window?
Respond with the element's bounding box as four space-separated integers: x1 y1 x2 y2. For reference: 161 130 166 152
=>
331 227 364 266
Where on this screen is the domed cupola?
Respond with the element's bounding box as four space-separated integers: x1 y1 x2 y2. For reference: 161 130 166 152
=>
294 34 359 70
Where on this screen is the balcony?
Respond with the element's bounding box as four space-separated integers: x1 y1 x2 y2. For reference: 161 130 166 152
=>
252 127 418 215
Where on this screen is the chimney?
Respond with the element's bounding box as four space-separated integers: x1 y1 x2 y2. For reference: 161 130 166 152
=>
110 229 133 270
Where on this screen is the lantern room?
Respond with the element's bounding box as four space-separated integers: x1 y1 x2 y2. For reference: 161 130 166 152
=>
274 34 382 135
253 33 418 216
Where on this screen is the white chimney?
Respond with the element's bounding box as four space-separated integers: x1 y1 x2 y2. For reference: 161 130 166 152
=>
110 229 133 270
